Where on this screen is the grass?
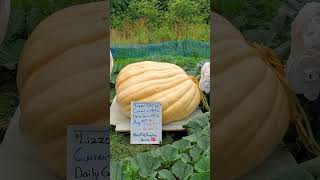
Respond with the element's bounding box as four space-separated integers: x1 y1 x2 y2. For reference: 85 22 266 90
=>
110 128 188 161
111 20 210 45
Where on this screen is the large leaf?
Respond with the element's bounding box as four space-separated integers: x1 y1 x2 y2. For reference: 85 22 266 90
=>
197 135 210 150
183 112 210 134
300 156 320 178
270 166 315 180
147 177 158 180
110 160 125 180
172 161 194 180
172 139 191 152
183 131 202 143
194 156 210 173
157 145 179 163
158 169 175 180
189 146 202 162
190 172 210 180
0 39 24 69
179 153 192 163
0 78 18 129
123 162 139 180
131 153 161 178
202 126 210 136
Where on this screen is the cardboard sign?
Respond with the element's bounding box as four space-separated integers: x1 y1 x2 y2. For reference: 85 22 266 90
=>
130 101 162 144
67 126 109 180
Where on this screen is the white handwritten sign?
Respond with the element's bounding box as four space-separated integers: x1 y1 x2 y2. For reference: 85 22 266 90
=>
130 101 162 144
67 126 109 180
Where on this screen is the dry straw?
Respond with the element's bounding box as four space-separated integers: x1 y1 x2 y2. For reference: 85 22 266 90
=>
251 42 320 156
189 75 210 112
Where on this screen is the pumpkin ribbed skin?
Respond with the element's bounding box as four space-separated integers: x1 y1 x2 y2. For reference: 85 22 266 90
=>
115 61 201 124
212 12 291 180
17 2 108 178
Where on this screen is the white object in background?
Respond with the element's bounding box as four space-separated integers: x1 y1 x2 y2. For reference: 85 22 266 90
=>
199 62 210 94
110 51 113 74
0 106 61 180
0 0 10 44
286 2 320 101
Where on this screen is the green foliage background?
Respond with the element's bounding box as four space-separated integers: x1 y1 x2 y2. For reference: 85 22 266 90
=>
111 0 209 28
110 0 210 45
111 112 210 180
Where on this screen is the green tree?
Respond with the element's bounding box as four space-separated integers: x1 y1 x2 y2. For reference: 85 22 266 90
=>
155 0 170 12
111 0 134 28
198 0 210 23
128 0 162 28
166 0 201 25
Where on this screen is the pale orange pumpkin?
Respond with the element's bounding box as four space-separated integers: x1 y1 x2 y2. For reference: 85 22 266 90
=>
17 1 108 177
212 12 291 180
115 61 202 124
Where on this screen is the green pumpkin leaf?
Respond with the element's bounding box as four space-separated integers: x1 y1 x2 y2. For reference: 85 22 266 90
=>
183 132 200 143
148 150 161 158
270 166 315 180
172 161 194 180
194 156 210 173
190 172 210 180
131 153 161 178
183 112 210 134
147 177 158 180
197 135 210 150
0 39 25 69
183 128 209 144
123 163 139 180
172 139 191 152
157 145 179 162
158 169 175 180
202 126 210 136
180 153 192 163
189 146 202 162
300 156 320 178
110 160 125 180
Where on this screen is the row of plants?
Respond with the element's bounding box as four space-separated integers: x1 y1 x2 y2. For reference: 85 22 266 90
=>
111 112 210 180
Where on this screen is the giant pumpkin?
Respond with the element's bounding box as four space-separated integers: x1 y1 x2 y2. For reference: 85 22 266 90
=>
17 1 108 178
115 61 202 124
212 12 291 179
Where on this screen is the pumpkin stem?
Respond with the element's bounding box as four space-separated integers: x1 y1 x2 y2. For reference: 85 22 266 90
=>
251 42 320 156
189 75 210 112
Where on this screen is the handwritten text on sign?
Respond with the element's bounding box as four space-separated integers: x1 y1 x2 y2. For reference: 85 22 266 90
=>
67 126 109 180
130 102 162 144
